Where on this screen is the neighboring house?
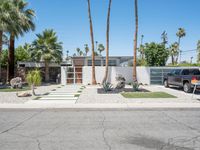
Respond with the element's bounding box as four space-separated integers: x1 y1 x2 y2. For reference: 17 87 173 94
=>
17 62 61 82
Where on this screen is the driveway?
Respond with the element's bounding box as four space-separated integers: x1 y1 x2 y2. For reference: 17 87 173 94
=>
0 108 200 150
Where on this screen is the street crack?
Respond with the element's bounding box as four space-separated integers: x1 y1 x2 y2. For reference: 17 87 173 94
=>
0 109 45 135
162 111 200 133
36 139 42 150
101 112 112 150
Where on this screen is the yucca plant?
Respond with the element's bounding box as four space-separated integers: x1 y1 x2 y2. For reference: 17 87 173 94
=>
102 82 113 92
26 70 41 96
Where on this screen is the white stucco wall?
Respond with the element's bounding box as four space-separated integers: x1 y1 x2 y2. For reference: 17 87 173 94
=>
136 67 150 85
61 66 67 85
82 66 150 85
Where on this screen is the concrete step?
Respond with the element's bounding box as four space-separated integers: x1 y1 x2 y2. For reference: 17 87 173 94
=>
36 100 77 103
40 97 78 100
47 94 76 97
49 92 80 95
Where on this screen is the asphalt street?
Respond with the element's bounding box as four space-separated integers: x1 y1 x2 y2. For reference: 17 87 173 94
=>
0 108 200 150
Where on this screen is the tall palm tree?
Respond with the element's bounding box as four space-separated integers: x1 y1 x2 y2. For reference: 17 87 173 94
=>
8 0 35 80
84 44 89 56
176 28 186 63
133 0 138 81
31 29 63 82
87 0 97 85
0 0 9 56
0 0 12 80
102 0 112 83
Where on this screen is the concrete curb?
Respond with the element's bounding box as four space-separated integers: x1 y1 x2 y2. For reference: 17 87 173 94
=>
1 101 200 109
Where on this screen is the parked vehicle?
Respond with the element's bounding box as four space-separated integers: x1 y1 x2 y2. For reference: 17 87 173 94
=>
163 68 200 93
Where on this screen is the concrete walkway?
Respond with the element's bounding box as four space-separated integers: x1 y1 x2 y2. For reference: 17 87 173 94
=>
37 85 82 104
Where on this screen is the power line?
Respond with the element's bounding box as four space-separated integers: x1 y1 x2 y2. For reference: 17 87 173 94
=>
180 49 197 53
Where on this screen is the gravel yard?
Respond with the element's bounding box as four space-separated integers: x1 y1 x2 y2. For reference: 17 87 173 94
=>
77 85 200 104
0 84 59 104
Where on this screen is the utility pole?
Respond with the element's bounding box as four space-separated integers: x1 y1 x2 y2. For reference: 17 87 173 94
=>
66 50 69 58
140 35 144 59
95 41 98 52
141 35 144 45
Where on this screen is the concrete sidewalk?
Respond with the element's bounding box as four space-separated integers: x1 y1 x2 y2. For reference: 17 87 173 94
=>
1 101 200 109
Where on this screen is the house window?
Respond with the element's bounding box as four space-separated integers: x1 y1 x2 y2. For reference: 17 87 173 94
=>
103 60 117 66
87 60 102 66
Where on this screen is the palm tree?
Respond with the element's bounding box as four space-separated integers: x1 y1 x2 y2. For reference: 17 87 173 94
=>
161 31 168 47
84 44 89 56
133 0 138 81
0 0 11 56
8 0 35 80
87 0 97 85
79 50 83 56
169 42 179 65
76 48 81 56
98 44 105 56
102 0 112 83
138 35 144 59
0 0 12 80
31 29 63 82
176 28 186 63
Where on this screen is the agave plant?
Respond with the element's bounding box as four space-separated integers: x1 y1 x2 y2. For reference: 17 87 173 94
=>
132 81 140 92
102 82 113 92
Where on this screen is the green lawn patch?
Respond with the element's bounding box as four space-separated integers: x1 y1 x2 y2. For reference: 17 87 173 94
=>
33 97 42 100
121 92 177 98
75 94 80 97
0 87 31 92
43 92 49 95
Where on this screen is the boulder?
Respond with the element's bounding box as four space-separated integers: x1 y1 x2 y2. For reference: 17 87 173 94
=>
115 75 126 89
17 92 32 97
10 77 22 89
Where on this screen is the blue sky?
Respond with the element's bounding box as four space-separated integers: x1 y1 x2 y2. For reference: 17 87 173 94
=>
17 0 200 62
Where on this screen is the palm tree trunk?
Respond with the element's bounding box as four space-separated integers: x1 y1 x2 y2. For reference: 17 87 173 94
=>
102 0 112 83
0 31 2 56
177 37 181 64
133 0 138 81
8 32 15 81
87 0 97 85
45 61 49 82
31 84 36 96
0 31 3 81
172 55 174 65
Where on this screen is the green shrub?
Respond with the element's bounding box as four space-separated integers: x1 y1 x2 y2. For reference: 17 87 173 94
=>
26 70 42 96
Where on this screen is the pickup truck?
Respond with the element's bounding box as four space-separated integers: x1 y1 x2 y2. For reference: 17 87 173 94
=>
163 68 200 93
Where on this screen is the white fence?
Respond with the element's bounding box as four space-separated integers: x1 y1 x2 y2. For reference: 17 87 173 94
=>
62 66 200 85
82 66 150 85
